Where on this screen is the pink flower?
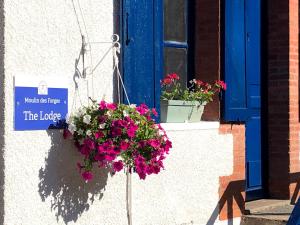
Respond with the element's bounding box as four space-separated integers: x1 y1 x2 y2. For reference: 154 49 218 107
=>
95 154 105 162
98 116 107 123
134 155 148 180
137 170 146 180
127 125 138 138
113 119 127 127
104 152 117 161
120 141 130 150
82 171 93 182
80 145 91 156
99 100 107 110
98 145 105 153
136 104 149 115
152 108 158 117
111 127 122 137
107 103 117 110
148 139 161 148
164 140 172 153
113 161 124 172
95 131 104 139
83 138 96 150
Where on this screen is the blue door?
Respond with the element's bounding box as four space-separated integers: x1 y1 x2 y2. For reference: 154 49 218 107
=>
224 0 262 199
121 0 162 108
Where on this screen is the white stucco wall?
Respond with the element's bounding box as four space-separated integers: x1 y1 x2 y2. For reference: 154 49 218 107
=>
1 1 239 225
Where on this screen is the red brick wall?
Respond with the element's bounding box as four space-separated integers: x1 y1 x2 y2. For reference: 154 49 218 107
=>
219 124 246 220
194 0 220 121
194 0 300 218
288 0 300 199
267 0 300 199
194 0 247 220
267 0 291 199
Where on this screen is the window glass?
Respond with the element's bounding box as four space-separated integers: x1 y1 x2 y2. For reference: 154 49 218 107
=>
164 47 187 87
164 0 186 42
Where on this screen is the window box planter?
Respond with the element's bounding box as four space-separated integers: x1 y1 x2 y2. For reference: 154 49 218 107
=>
160 100 206 123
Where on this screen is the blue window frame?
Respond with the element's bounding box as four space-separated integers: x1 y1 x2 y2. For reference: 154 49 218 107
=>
121 0 193 111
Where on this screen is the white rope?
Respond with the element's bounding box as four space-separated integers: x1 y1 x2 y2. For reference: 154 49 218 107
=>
112 43 131 105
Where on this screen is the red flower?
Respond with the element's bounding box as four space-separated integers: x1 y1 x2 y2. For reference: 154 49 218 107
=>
169 73 180 80
215 80 227 90
195 80 204 86
120 141 130 150
113 161 124 172
161 78 172 85
95 131 104 139
82 171 93 182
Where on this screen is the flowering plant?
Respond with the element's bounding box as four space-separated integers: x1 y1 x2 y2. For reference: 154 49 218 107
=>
161 73 227 104
64 100 171 182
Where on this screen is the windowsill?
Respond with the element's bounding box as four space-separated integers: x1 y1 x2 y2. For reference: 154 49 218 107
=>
160 121 220 131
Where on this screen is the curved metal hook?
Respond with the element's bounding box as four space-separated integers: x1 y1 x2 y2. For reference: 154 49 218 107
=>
111 34 120 43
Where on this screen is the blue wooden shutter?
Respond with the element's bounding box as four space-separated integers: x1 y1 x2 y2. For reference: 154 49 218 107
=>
223 0 248 121
122 0 163 110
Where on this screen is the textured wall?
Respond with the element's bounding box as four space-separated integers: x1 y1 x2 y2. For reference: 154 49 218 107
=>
2 1 238 225
133 125 235 225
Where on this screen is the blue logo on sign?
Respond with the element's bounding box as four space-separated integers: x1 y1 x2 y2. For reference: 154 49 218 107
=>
14 87 68 130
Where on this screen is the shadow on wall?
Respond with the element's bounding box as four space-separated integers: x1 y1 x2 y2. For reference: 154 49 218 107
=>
206 180 245 225
290 172 300 205
38 130 111 224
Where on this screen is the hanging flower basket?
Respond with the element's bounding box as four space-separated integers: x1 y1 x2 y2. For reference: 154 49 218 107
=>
64 100 172 181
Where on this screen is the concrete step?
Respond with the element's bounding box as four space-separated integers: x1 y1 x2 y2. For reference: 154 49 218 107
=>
241 199 293 225
240 216 287 225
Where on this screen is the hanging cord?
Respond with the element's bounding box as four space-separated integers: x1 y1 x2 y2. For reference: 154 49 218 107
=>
112 40 131 105
111 37 132 225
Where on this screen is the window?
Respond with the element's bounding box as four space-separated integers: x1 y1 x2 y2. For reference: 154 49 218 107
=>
163 0 192 87
121 0 194 109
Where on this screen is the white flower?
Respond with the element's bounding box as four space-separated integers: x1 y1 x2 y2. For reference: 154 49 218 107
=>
77 129 84 135
68 123 77 134
129 104 136 108
106 111 112 117
83 114 91 124
76 108 86 117
99 123 106 129
86 130 92 136
123 110 129 117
